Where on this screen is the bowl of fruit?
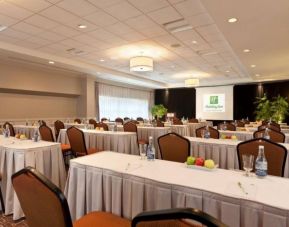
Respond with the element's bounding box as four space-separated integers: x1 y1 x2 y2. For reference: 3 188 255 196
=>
220 134 238 140
185 156 218 171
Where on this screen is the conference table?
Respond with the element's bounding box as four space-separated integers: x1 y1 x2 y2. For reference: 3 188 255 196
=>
219 130 289 143
58 129 139 155
64 123 94 129
14 125 56 140
0 135 66 220
65 151 289 227
186 137 289 178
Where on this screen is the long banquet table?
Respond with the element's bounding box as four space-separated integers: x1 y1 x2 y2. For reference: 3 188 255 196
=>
186 121 213 136
14 125 56 140
58 129 139 155
64 123 94 129
186 137 289 178
0 135 66 220
65 151 289 227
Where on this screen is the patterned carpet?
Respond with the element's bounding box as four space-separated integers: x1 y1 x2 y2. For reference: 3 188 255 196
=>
0 214 28 227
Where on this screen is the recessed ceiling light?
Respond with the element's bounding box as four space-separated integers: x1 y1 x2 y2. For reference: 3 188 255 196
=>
243 49 250 53
251 64 256 68
48 61 55 64
192 40 198 44
0 25 7 32
78 24 87 29
99 59 105 62
228 18 238 23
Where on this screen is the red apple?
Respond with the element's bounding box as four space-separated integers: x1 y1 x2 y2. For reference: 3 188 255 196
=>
195 157 204 166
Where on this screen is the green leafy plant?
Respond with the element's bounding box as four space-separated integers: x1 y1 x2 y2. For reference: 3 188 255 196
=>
271 95 289 123
254 93 273 121
151 104 168 119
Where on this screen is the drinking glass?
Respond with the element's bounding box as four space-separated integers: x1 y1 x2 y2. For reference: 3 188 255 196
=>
242 154 254 176
139 144 147 160
201 130 205 138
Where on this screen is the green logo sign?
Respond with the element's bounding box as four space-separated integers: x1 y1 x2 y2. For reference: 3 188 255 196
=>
210 96 218 104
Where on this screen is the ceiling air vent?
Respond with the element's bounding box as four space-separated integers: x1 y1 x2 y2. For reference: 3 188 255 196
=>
66 48 86 56
163 18 192 33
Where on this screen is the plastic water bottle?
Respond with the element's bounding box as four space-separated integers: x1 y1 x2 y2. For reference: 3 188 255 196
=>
146 136 155 161
204 126 210 139
263 128 270 140
5 125 10 138
255 145 268 177
223 121 227 131
33 130 39 142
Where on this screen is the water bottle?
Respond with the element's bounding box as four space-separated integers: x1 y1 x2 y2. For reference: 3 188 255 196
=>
263 128 270 140
223 121 227 131
146 136 155 161
6 125 10 138
255 145 268 177
204 126 210 139
33 130 39 142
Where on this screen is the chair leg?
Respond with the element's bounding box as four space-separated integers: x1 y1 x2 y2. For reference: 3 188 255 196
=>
0 185 5 214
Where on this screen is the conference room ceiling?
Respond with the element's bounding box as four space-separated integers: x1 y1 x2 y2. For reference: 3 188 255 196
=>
0 0 287 88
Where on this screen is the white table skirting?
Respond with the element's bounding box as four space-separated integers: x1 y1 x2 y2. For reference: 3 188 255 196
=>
65 152 289 227
0 136 66 220
64 123 94 129
14 125 56 140
58 129 139 155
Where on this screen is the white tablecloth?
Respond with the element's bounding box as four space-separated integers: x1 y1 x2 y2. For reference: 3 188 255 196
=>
170 125 190 136
14 125 56 140
0 136 66 220
64 123 94 129
58 129 139 155
65 152 289 227
186 137 289 178
186 121 213 137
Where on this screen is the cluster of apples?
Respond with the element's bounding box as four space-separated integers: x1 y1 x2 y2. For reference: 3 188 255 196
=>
15 134 27 139
220 134 237 140
186 156 215 169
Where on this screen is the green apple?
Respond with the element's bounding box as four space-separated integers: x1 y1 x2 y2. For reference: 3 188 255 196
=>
204 159 215 169
221 134 226 139
187 156 196 165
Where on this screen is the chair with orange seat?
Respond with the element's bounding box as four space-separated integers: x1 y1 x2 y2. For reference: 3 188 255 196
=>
66 127 101 157
12 167 131 227
196 126 219 139
3 122 15 137
123 121 148 145
188 118 198 123
95 122 109 131
237 138 287 177
253 128 285 143
39 125 71 160
158 133 190 163
115 117 124 125
54 120 65 140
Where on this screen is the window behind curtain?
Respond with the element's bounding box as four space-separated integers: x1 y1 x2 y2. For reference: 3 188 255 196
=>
98 83 151 120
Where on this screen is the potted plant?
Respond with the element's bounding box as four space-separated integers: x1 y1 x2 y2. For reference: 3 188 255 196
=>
271 95 289 123
254 93 273 121
151 104 168 120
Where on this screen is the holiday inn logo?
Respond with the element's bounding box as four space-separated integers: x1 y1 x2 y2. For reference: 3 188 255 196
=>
210 96 218 104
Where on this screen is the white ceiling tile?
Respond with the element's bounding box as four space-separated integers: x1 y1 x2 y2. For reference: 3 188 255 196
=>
57 0 99 17
60 39 86 48
185 13 214 28
0 13 18 26
12 22 44 35
120 31 146 42
84 11 118 26
103 1 142 20
87 0 124 8
0 1 33 19
24 15 59 30
14 40 44 49
168 0 185 3
106 22 134 35
128 0 169 13
45 43 70 51
140 26 168 38
36 46 58 54
153 34 180 48
51 25 81 37
46 0 62 3
1 28 32 40
87 29 116 41
7 0 51 12
25 36 52 46
147 6 183 25
37 31 66 42
174 0 206 17
125 15 156 30
40 6 79 23
0 34 20 43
